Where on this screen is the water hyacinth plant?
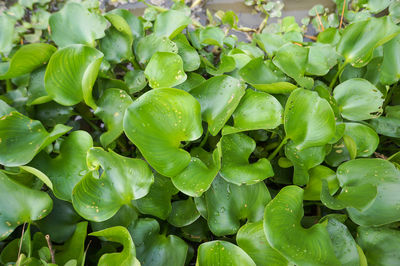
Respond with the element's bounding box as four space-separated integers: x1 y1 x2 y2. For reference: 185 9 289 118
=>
0 0 400 265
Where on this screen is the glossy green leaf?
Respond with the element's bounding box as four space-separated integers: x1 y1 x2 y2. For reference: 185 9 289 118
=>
129 218 188 266
204 55 236 76
369 116 400 138
306 44 338 76
0 14 15 54
174 34 200 72
134 34 178 65
219 133 274 185
29 130 93 201
123 88 202 177
154 10 191 39
45 44 103 109
167 198 200 227
55 221 87 266
263 185 341 265
196 241 255 266
204 175 271 236
336 159 400 226
303 165 339 201
0 44 56 80
222 90 283 135
357 226 400 266
99 13 134 63
144 52 187 89
239 58 296 94
109 9 144 39
284 88 336 149
90 226 140 266
254 33 288 56
285 140 326 186
325 218 360 266
0 171 52 240
72 148 154 222
95 88 133 147
333 78 384 121
337 16 400 66
381 35 400 85
135 173 178 219
190 75 245 136
124 69 147 94
344 122 379 157
91 204 138 233
49 2 107 47
199 27 225 47
0 110 71 167
172 147 220 197
237 221 289 266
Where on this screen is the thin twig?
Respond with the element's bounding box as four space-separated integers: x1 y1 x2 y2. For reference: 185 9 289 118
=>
17 223 27 261
339 0 346 29
45 234 56 264
374 152 388 160
304 34 317 41
315 8 325 31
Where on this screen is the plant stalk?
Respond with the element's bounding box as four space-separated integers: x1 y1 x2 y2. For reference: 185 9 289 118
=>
267 137 288 161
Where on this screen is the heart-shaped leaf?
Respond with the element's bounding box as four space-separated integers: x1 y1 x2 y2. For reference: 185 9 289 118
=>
167 198 200 227
204 175 271 236
134 34 178 65
0 108 71 167
222 89 283 135
144 52 187 89
129 218 188 266
174 34 200 72
335 159 400 226
285 140 326 186
45 44 103 109
284 88 336 149
29 130 93 201
90 226 140 266
72 148 154 222
343 122 379 157
239 57 296 94
95 88 133 147
0 43 56 80
219 133 274 185
190 75 245 136
303 165 339 201
333 78 384 121
306 44 338 76
263 185 341 265
381 35 400 85
0 171 52 240
196 240 255 266
0 14 15 54
49 2 107 47
123 88 202 177
108 9 144 39
153 10 191 39
199 27 225 47
237 221 289 266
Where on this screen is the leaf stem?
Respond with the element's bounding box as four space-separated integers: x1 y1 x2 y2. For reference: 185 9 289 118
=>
17 223 27 261
130 57 143 71
267 137 288 161
6 79 12 92
199 130 209 148
329 62 348 89
45 234 56 264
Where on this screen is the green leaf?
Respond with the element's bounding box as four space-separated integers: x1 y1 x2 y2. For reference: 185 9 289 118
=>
325 218 360 266
343 122 379 157
95 89 133 147
333 78 384 121
129 218 188 266
124 70 147 94
254 33 288 56
0 44 56 80
196 241 255 266
154 10 191 39
91 204 138 233
90 226 140 266
135 173 178 219
204 55 236 76
273 43 314 89
357 226 400 266
0 110 71 167
381 35 400 85
174 34 200 72
99 13 134 64
45 44 103 109
284 88 336 149
0 14 15 54
108 9 144 39
219 133 274 185
123 88 202 177
171 147 221 197
199 27 225 47
167 198 200 227
49 2 107 47
285 140 326 186
239 57 297 94
337 16 400 66
222 89 283 135
0 171 52 240
55 221 88 266
134 34 178 65
369 116 400 138
303 165 339 201
237 221 289 266
29 130 93 201
190 75 245 136
204 175 271 236
306 44 338 76
72 148 154 222
144 52 187 89
336 159 400 226
263 185 341 266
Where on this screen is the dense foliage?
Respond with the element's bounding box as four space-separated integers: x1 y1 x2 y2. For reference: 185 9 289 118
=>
1 0 400 265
